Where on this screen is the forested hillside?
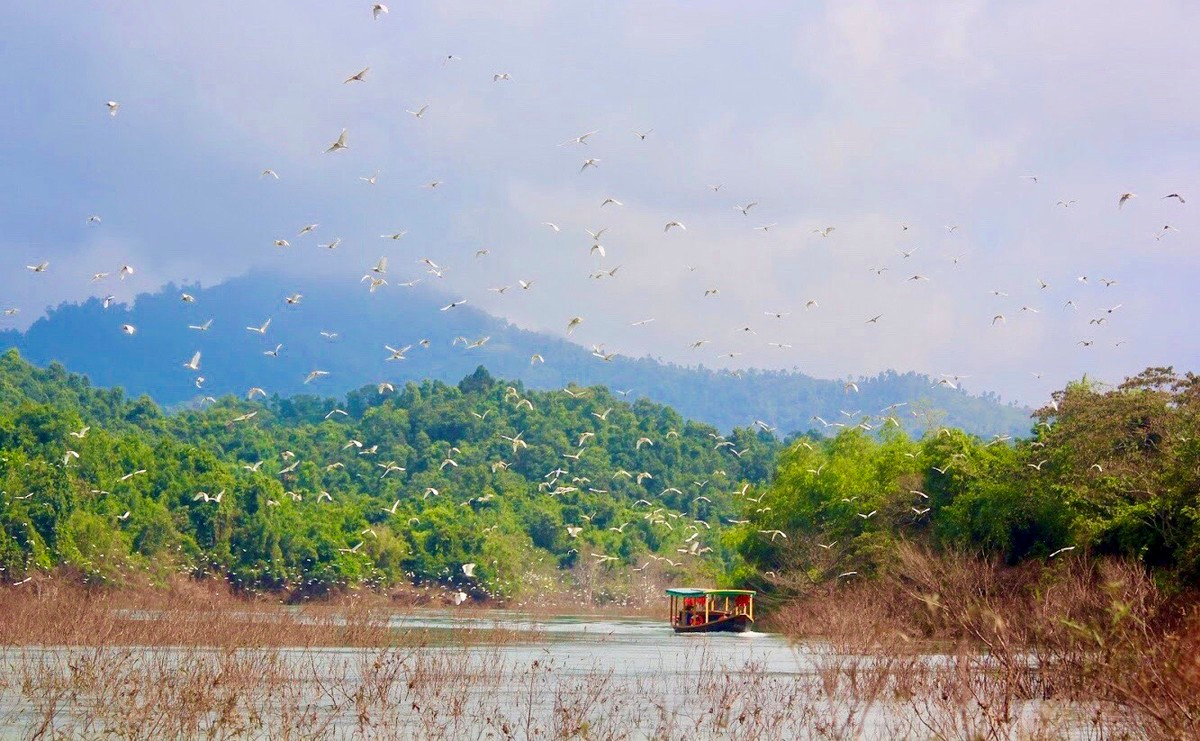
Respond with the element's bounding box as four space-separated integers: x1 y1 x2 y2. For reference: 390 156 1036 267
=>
0 351 779 597
0 275 1031 437
2 350 1195 601
735 367 1200 591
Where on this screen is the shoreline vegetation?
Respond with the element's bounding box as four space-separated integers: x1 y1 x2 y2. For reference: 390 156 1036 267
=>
766 545 1199 739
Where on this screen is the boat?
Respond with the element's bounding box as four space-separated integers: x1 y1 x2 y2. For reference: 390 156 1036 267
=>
666 588 755 633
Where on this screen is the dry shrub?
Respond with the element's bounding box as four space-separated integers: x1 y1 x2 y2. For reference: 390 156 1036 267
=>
767 542 1200 739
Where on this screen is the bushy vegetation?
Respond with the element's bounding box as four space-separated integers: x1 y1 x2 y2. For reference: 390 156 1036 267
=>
0 351 779 597
735 367 1200 591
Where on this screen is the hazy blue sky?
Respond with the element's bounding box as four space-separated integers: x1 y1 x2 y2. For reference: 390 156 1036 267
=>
3 1 1198 404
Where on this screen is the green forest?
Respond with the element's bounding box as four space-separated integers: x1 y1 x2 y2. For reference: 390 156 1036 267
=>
735 367 1200 592
0 351 779 598
1 349 1196 599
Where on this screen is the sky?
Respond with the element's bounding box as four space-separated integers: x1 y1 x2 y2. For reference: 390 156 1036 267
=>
3 1 1199 406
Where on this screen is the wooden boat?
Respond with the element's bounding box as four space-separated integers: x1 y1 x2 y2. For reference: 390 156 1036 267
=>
666 588 755 634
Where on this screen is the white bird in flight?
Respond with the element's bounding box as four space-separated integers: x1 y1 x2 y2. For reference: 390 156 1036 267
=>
559 130 597 146
325 129 348 153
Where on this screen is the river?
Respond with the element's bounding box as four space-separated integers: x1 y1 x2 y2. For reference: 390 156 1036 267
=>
0 608 1089 739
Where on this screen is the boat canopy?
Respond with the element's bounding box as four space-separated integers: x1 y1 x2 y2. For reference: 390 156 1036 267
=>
665 588 754 597
665 587 708 597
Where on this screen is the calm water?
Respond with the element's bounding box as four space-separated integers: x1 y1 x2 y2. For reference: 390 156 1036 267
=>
387 608 808 673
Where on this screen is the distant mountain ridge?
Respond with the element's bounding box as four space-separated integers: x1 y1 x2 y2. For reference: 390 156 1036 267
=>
0 275 1031 437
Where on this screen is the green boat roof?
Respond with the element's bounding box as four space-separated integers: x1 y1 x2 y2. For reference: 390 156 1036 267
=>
665 588 755 597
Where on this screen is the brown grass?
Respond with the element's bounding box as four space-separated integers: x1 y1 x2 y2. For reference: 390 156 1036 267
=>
766 543 1200 739
0 577 542 649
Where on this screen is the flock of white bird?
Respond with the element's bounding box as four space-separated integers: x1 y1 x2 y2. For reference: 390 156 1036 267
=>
10 3 1183 588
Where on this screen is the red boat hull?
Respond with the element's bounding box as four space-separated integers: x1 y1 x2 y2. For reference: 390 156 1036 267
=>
673 613 752 634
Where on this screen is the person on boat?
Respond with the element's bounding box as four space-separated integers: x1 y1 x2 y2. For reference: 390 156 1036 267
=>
683 603 695 626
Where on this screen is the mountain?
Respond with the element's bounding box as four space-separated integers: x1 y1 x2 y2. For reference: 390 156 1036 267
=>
0 274 1031 437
